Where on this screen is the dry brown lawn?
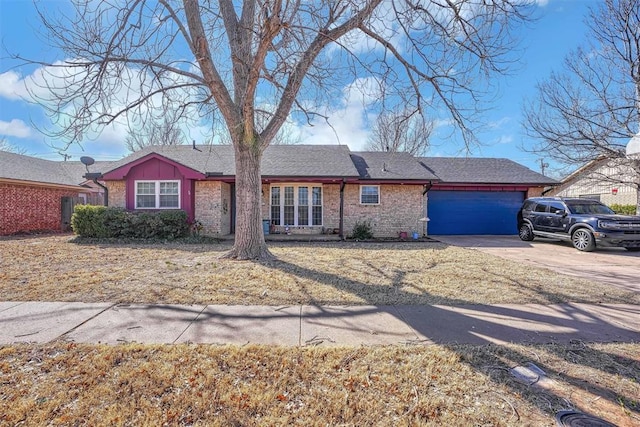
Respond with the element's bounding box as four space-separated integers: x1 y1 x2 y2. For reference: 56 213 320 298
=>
1 342 638 426
0 235 636 305
2 235 639 426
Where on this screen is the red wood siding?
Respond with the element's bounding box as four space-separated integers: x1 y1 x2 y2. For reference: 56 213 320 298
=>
124 158 195 221
0 183 79 235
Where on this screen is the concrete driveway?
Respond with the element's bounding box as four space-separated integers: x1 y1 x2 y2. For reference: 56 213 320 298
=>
434 235 640 293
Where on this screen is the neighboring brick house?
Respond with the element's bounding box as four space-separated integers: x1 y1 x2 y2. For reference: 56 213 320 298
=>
548 158 639 207
97 145 555 237
0 151 106 235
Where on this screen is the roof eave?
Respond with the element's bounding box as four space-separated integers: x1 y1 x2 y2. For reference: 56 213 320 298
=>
432 182 557 187
261 175 359 183
0 177 86 191
354 178 439 184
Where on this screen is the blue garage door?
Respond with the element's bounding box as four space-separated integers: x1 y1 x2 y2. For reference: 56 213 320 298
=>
427 190 525 235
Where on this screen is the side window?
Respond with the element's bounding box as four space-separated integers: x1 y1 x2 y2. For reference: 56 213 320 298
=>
534 202 547 213
548 202 565 214
522 200 536 211
360 185 380 205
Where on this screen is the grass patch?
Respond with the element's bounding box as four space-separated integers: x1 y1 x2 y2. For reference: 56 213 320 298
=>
1 342 637 426
0 235 636 305
1 235 638 426
69 235 222 245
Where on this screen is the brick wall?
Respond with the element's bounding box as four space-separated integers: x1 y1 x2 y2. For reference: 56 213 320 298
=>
195 181 232 235
106 180 126 208
527 187 545 198
323 184 341 231
0 183 80 235
343 184 424 238
259 182 423 237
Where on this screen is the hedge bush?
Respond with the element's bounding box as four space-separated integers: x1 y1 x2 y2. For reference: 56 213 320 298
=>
349 220 374 240
610 204 638 215
71 205 189 239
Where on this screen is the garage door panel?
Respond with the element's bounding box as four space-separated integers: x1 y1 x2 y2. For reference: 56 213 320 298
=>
427 190 524 235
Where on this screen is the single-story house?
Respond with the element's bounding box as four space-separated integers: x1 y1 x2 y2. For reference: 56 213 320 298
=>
0 150 106 235
548 158 639 207
96 145 556 237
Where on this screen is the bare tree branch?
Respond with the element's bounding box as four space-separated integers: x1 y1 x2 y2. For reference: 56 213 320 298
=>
11 0 532 259
523 0 640 211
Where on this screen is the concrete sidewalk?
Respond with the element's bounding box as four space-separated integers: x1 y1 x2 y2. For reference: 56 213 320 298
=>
1 301 639 346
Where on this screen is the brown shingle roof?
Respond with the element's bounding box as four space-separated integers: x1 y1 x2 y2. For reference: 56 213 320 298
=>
351 152 439 181
418 157 558 185
0 150 109 187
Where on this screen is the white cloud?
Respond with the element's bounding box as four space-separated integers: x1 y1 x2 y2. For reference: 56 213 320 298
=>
495 134 514 145
0 71 29 100
0 119 32 138
487 116 511 130
293 78 382 149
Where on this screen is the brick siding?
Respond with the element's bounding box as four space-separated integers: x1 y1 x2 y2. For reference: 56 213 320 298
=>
343 184 424 238
106 181 126 208
195 181 232 236
258 182 423 238
0 183 80 235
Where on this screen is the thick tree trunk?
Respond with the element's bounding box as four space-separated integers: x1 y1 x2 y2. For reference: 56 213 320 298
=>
223 143 274 260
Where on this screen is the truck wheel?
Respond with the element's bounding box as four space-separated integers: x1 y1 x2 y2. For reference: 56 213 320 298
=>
572 229 596 252
518 224 534 241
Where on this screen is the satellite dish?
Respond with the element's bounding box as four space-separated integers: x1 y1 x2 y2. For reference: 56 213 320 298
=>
80 156 95 166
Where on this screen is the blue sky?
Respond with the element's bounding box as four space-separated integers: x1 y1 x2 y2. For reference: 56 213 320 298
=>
0 0 594 177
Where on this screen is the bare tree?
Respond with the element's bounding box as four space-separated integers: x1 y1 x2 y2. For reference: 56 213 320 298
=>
367 109 433 156
15 0 531 259
523 0 640 212
125 111 186 152
0 138 27 154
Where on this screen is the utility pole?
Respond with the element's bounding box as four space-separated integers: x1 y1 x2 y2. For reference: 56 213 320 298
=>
58 151 72 161
539 158 549 176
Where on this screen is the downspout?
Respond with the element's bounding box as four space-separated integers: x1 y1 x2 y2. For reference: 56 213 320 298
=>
85 173 108 206
422 181 433 237
339 178 346 240
94 179 108 206
422 181 432 196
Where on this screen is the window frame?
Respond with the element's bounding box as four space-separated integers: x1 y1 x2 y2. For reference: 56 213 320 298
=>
134 180 181 210
270 184 322 226
359 185 380 205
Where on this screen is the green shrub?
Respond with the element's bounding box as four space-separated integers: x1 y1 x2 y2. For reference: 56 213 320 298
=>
349 220 374 240
158 210 190 238
71 206 189 239
71 205 109 238
102 207 129 237
610 204 638 215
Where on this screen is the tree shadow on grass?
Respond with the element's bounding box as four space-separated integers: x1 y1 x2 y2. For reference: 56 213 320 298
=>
261 257 640 424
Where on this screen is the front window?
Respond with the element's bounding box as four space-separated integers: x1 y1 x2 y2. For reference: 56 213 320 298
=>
271 185 322 226
135 180 180 209
360 185 380 204
270 187 281 225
